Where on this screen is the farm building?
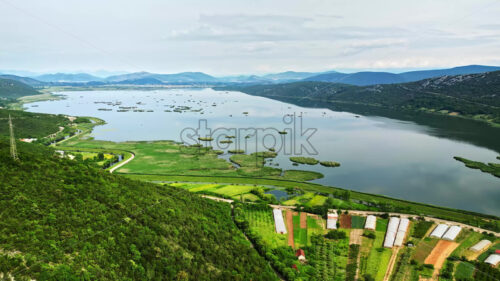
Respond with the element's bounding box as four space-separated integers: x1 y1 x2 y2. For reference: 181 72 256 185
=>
364 215 376 230
442 225 461 241
384 217 400 248
273 209 287 234
470 240 492 252
394 218 410 247
430 224 449 238
296 249 306 262
327 210 338 230
484 254 500 266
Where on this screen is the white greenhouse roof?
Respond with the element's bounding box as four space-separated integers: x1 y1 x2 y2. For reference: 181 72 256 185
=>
384 232 397 248
470 240 492 252
364 215 376 230
484 254 500 266
384 217 400 248
430 224 449 238
394 218 410 247
442 225 461 241
327 212 338 229
397 218 410 232
273 209 287 234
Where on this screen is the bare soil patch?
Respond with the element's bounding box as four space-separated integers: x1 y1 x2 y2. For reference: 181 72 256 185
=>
424 240 459 279
286 210 295 248
340 214 352 228
300 212 307 229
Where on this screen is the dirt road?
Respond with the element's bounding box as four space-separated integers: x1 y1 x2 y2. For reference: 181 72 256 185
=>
300 212 307 228
383 247 401 281
349 229 363 245
286 210 295 248
424 240 459 280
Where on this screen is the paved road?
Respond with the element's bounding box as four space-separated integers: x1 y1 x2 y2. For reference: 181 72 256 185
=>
109 153 135 173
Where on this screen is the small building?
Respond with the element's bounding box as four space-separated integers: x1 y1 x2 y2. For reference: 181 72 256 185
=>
296 249 306 262
484 254 500 266
20 138 37 143
327 210 338 230
442 225 461 241
429 224 449 239
364 215 376 230
470 240 492 252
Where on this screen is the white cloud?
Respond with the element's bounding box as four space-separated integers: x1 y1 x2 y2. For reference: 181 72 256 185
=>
0 0 499 74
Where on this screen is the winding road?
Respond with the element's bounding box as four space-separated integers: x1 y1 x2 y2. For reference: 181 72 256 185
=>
109 153 135 173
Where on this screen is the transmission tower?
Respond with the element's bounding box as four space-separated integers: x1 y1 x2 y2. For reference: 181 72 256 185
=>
9 114 19 161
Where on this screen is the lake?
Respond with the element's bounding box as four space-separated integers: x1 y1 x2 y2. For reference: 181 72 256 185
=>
26 88 500 215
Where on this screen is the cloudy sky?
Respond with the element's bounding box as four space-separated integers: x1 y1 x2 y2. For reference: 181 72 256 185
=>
1 0 499 76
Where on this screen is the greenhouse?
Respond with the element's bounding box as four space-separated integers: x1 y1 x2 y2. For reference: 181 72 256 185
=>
442 225 461 241
364 215 376 230
327 211 338 229
273 209 287 234
430 224 449 238
394 218 410 247
384 217 400 248
470 239 492 252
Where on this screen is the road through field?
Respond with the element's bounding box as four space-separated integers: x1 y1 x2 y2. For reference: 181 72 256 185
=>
383 247 401 281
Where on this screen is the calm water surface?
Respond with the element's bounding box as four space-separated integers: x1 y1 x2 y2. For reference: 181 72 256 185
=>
26 89 500 215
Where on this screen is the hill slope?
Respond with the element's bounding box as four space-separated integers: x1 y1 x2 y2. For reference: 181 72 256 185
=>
34 73 102 82
304 65 500 86
0 78 41 99
0 75 45 87
0 139 276 280
0 109 70 138
223 71 500 124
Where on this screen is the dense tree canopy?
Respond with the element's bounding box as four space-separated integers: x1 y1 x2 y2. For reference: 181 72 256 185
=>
0 138 276 280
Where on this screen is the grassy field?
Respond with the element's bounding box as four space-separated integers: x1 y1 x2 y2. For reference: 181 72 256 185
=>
411 220 434 238
451 231 483 258
243 207 287 249
376 218 389 232
454 262 475 280
306 194 328 206
351 215 366 229
293 214 308 248
306 216 325 244
56 131 500 232
361 230 392 281
412 237 439 263
168 182 271 201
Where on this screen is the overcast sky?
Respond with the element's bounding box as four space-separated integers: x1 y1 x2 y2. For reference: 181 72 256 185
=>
1 0 499 76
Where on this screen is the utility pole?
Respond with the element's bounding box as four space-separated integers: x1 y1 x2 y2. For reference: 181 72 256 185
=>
9 114 19 161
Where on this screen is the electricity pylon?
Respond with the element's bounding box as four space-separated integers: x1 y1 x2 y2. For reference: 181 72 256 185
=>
9 114 19 161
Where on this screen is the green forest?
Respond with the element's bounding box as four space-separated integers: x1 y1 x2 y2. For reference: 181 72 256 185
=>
0 137 277 280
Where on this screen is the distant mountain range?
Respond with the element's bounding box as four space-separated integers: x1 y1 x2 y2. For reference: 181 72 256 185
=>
1 65 500 87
